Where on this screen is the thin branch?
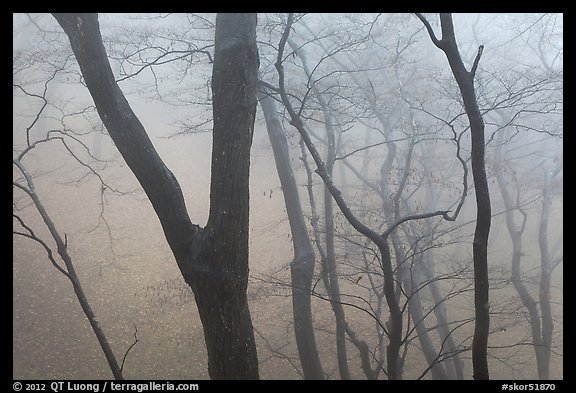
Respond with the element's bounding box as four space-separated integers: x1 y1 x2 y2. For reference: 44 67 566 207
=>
253 326 304 379
120 324 140 373
13 213 72 280
470 45 484 79
381 210 451 239
13 156 124 379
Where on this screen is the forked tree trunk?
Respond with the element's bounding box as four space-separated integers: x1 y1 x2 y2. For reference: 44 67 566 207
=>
53 13 260 380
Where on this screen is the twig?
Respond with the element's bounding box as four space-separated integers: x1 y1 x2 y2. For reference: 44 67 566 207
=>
120 323 140 373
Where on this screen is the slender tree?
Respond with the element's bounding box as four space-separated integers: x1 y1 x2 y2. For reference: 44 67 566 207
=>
13 160 125 380
13 31 129 379
258 86 325 379
536 155 562 380
273 13 465 379
417 13 491 379
285 36 352 380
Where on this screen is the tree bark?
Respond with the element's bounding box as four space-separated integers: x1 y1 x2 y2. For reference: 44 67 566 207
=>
417 13 491 379
53 13 260 380
258 87 324 379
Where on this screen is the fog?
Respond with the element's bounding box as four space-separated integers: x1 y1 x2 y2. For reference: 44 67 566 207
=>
13 13 562 381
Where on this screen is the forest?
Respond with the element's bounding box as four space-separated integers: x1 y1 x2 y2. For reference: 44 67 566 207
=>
13 13 562 380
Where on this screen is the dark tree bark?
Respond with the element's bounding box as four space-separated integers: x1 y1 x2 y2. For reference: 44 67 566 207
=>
258 87 324 379
53 13 260 380
417 12 491 380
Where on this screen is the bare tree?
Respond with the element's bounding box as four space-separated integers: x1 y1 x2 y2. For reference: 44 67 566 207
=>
13 23 132 378
13 160 126 380
258 85 325 379
52 13 260 379
417 13 491 379
271 13 474 380
493 127 562 379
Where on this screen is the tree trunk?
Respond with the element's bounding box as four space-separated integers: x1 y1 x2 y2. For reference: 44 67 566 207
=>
258 87 324 379
537 158 561 380
402 252 448 380
53 13 260 380
417 13 491 379
193 13 260 379
323 121 352 381
493 129 548 378
287 37 351 380
421 252 465 379
440 14 491 380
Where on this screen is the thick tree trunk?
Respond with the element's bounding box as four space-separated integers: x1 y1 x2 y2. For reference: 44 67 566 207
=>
258 88 324 379
53 13 260 380
193 13 260 379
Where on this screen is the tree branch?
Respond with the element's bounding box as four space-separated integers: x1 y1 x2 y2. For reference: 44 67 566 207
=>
13 213 72 280
470 45 484 79
415 13 443 49
381 210 451 239
52 13 197 265
120 324 140 373
13 157 124 379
